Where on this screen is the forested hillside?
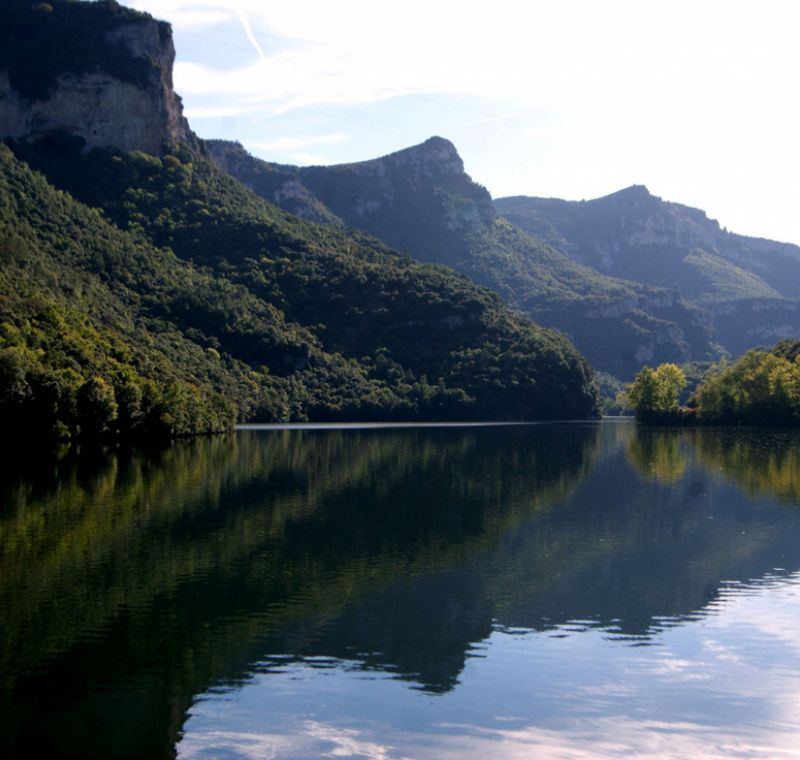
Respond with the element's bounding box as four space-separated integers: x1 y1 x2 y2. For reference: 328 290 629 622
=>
0 137 599 437
497 189 800 355
208 138 721 378
0 0 606 438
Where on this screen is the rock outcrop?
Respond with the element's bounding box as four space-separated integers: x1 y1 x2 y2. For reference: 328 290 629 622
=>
0 2 192 154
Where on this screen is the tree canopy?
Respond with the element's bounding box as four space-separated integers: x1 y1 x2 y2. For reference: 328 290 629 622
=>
623 340 800 426
622 363 686 423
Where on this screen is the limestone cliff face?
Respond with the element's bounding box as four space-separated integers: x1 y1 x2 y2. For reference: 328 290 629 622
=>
711 298 800 354
0 17 191 154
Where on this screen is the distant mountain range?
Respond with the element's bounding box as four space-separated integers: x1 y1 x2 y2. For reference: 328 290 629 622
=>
209 137 800 375
497 189 800 356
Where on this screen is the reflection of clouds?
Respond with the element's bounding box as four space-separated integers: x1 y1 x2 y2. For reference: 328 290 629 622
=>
179 721 397 760
180 719 800 759
179 574 800 759
409 720 800 759
702 640 744 665
635 654 710 680
305 721 396 759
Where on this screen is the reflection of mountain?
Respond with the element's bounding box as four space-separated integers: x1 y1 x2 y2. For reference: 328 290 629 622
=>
3 423 800 758
0 425 598 758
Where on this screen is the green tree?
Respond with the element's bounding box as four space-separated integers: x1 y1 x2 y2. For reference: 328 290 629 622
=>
624 363 686 422
77 376 118 437
694 350 800 425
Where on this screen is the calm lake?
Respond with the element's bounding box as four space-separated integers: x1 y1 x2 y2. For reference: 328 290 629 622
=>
2 420 800 758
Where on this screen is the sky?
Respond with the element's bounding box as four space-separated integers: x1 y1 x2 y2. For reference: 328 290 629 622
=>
123 0 800 244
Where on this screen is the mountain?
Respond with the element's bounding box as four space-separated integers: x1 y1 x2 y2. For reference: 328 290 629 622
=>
0 0 193 154
208 139 721 378
0 0 600 436
496 188 800 355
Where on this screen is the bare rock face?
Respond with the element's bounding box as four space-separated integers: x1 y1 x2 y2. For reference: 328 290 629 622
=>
0 17 191 154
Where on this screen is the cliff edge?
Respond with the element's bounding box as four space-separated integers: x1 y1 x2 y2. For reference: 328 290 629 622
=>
0 0 192 154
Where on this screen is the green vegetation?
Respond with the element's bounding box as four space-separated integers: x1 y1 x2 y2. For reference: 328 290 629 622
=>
595 371 627 414
0 135 599 437
693 340 800 425
621 363 688 423
623 340 800 425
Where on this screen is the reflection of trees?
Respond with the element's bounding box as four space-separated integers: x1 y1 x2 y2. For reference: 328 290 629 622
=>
5 423 800 759
485 423 800 641
625 427 687 484
0 425 599 759
691 428 800 504
623 425 800 499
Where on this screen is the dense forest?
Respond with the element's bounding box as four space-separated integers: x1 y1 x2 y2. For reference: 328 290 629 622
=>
0 132 599 439
208 138 722 379
623 339 800 425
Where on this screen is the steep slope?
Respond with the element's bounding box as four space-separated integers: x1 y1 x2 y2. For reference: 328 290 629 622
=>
10 132 599 421
208 139 721 378
0 0 193 154
497 188 800 354
0 0 603 427
1 142 436 436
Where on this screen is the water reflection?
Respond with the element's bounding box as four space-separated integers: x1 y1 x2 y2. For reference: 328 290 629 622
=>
1 422 800 758
691 427 800 503
625 427 688 484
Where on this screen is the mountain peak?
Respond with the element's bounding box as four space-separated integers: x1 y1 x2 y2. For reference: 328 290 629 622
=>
385 136 464 175
605 184 653 201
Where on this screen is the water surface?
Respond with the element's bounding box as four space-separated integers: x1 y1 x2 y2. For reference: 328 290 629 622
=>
2 422 800 758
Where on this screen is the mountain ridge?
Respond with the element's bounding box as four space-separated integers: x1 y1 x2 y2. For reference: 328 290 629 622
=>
0 0 601 435
208 138 721 377
496 189 800 354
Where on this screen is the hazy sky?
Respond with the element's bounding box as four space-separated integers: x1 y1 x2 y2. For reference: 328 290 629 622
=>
124 0 800 244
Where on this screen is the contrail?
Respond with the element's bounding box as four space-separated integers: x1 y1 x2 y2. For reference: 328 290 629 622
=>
236 6 267 60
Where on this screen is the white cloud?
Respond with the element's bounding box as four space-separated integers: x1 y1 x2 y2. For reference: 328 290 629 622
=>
247 133 347 151
235 7 267 61
123 0 800 243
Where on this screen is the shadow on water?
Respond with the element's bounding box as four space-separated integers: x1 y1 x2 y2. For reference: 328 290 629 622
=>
1 422 800 757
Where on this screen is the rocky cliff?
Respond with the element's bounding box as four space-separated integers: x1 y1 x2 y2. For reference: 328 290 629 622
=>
0 0 192 154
